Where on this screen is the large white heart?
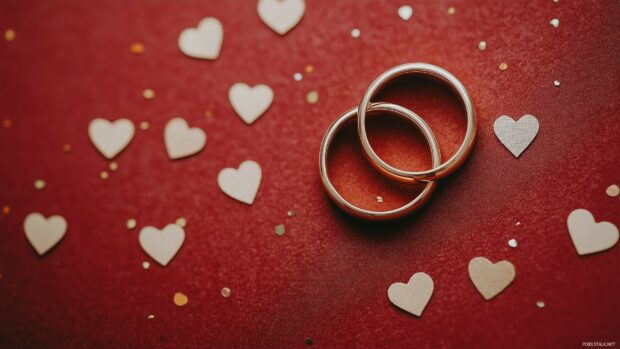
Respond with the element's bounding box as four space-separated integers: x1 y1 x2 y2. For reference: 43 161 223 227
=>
139 224 185 267
24 212 67 256
217 160 262 205
88 118 135 159
567 209 618 256
178 17 223 60
229 83 274 125
387 272 434 317
468 257 515 300
493 114 539 158
164 117 206 160
257 0 305 35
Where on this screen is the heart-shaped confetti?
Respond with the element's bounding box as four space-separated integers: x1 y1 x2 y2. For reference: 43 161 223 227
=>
229 83 274 125
387 272 434 317
257 0 305 35
88 118 135 159
493 115 539 158
217 160 262 205
178 17 223 60
398 5 413 21
23 212 67 256
139 224 185 266
164 117 206 160
468 257 515 300
567 209 618 256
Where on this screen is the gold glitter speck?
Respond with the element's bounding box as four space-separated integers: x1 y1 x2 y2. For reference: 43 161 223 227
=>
536 301 545 308
143 89 155 100
62 143 72 152
304 65 314 74
142 261 150 269
34 179 46 190
139 121 150 130
221 287 231 297
306 91 319 104
350 28 361 38
147 314 155 320
109 162 118 171
499 63 508 71
176 217 187 227
130 42 145 54
100 171 109 180
3 205 10 215
4 29 15 41
508 239 518 248
275 224 286 236
173 292 188 307
127 218 137 230
287 210 295 217
448 6 456 15
478 41 487 51
2 119 12 128
606 184 619 197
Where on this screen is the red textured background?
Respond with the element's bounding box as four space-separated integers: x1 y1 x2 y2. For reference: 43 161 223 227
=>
1 0 619 348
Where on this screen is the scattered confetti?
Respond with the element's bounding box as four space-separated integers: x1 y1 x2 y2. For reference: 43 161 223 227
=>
536 301 545 308
4 29 15 41
62 143 72 153
499 63 508 71
100 171 109 180
377 196 384 203
287 210 295 217
478 41 487 51
606 184 619 197
550 18 559 28
3 205 10 215
204 110 214 119
127 218 137 230
143 89 155 100
142 261 150 270
350 28 361 38
147 314 155 320
2 119 12 128
508 239 518 248
173 292 189 307
34 179 46 190
130 42 145 54
221 287 231 297
139 121 149 130
554 80 561 87
176 217 187 228
398 5 413 21
306 90 319 104
304 65 314 74
293 72 302 81
109 161 118 171
275 224 286 236
305 337 314 346
448 6 456 15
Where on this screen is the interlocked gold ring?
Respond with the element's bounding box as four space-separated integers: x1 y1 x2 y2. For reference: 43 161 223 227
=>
318 63 476 220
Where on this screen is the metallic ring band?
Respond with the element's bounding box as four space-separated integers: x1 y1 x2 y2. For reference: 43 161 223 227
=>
357 63 477 183
319 102 441 220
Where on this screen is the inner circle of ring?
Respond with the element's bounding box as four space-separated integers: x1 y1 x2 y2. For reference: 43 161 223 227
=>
357 63 477 183
319 102 441 220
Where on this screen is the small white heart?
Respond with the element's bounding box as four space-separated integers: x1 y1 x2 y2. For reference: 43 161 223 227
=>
24 213 67 256
139 224 185 267
229 83 274 125
398 5 413 21
493 114 539 158
164 117 206 160
258 0 305 35
567 209 618 256
218 160 262 205
88 118 135 159
468 257 515 300
387 272 433 317
178 17 223 60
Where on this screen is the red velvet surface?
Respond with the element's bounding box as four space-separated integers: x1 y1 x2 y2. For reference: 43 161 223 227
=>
1 0 619 348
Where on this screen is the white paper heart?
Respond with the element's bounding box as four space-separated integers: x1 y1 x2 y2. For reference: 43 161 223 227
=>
387 272 433 317
178 17 223 60
257 0 305 35
139 224 185 267
398 5 413 21
24 213 67 256
493 114 539 157
164 117 206 160
218 160 262 205
229 83 274 125
88 118 135 159
567 209 618 255
468 257 515 300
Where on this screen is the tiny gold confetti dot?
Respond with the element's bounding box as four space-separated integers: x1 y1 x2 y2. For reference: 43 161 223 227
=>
304 65 314 74
139 121 150 130
173 292 188 307
606 184 620 197
306 91 319 104
34 179 46 190
2 205 10 215
351 28 361 38
142 261 150 269
221 287 231 297
275 224 286 236
127 218 137 230
554 80 561 87
499 63 508 71
2 119 12 128
143 89 155 100
376 196 383 203
62 143 72 152
4 29 15 42
536 301 545 308
508 239 518 248
550 18 559 28
147 314 155 320
204 110 214 119
100 171 109 180
478 41 487 51
109 162 118 171
176 217 187 228
130 42 145 54
448 6 456 15
287 210 295 217
293 72 302 81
